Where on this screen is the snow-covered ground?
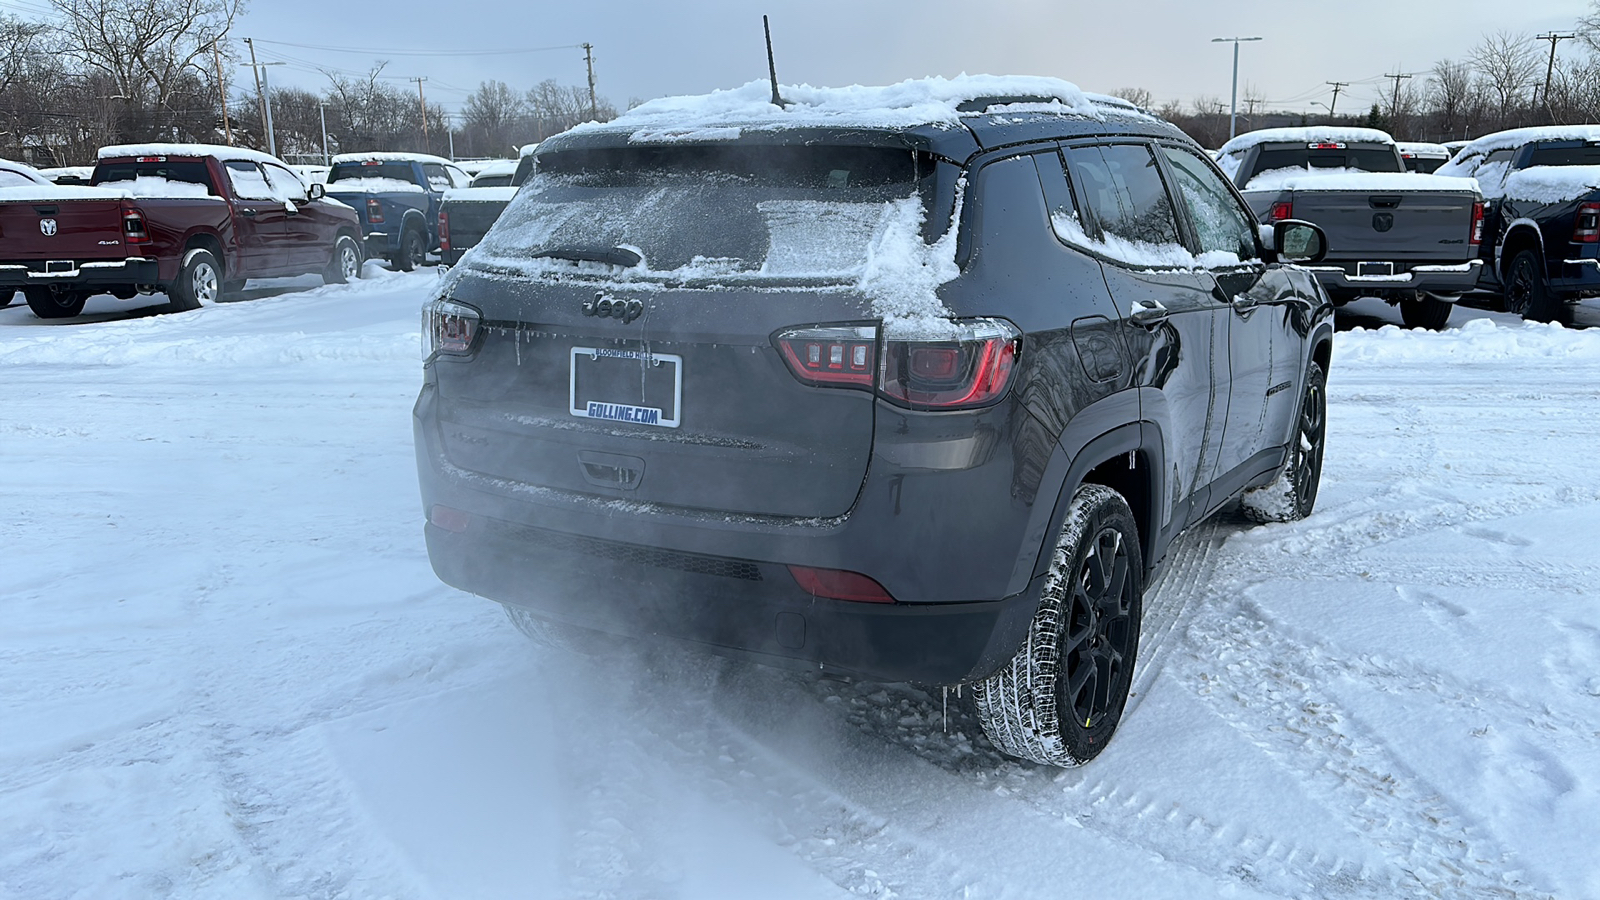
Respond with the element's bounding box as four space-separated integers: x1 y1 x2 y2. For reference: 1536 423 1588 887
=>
2 276 1598 899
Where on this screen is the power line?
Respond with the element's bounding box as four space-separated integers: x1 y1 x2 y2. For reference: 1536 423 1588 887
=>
248 37 583 58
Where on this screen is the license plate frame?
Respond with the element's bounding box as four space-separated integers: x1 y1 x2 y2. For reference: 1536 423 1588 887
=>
569 346 682 429
1357 261 1395 278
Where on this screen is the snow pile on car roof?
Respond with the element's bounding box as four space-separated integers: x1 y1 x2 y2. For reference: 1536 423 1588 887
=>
0 183 130 201
567 74 1102 141
324 176 426 194
1243 169 1478 193
330 151 457 166
1444 125 1600 161
98 143 285 166
1502 165 1600 205
1218 127 1396 155
1397 142 1450 157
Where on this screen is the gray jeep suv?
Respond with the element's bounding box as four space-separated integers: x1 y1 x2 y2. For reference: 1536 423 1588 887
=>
413 77 1334 766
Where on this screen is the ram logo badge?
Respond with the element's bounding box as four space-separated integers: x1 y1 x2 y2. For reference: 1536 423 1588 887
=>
39 218 57 236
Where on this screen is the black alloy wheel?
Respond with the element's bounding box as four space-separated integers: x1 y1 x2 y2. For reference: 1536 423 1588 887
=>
1060 523 1139 737
1505 249 1564 322
1285 362 1327 520
395 228 426 272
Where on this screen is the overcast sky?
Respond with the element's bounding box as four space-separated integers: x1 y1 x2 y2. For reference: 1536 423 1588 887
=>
231 0 1586 120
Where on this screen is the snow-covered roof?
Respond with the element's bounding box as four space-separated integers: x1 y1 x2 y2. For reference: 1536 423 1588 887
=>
1218 127 1396 155
564 75 1104 143
471 159 518 179
519 143 539 157
1243 170 1478 194
97 143 286 166
441 186 518 203
330 151 456 166
1444 125 1600 159
0 157 49 184
0 183 131 201
1397 142 1450 158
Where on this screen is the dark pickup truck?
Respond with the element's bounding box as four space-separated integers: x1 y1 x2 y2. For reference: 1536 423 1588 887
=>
324 153 471 271
1437 125 1600 323
0 143 364 318
1218 127 1484 329
438 144 536 266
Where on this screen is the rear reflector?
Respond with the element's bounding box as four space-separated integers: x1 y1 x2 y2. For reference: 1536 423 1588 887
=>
429 505 472 533
788 566 895 603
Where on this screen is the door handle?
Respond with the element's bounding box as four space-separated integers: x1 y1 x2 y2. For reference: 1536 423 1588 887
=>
240 208 257 217
1129 299 1169 326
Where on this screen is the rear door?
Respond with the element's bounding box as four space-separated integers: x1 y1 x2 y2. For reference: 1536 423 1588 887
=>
262 162 330 271
223 161 288 276
1063 141 1231 516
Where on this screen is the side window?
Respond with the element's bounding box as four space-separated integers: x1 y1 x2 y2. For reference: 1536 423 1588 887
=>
1062 143 1185 264
262 163 306 202
1475 148 1515 195
422 163 452 192
445 165 471 188
1160 147 1258 262
225 161 275 202
1033 150 1083 236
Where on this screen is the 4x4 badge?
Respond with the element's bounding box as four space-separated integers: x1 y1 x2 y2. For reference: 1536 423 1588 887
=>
39 218 57 236
582 293 644 323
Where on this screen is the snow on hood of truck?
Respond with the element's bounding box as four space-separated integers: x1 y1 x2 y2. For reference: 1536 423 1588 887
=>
1502 165 1600 205
1243 169 1479 194
562 75 1104 143
98 143 284 166
330 151 456 166
1218 127 1396 156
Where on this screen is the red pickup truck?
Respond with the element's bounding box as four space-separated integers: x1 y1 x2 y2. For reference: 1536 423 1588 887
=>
0 143 364 318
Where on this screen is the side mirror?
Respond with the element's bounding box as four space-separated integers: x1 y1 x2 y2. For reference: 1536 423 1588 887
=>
1268 219 1328 264
308 182 325 201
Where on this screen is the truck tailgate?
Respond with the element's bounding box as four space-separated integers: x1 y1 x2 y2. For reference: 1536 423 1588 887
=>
0 195 132 263
1291 189 1479 263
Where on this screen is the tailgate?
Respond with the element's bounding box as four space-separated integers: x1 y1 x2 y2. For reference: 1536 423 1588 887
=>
1289 189 1478 264
0 197 131 263
433 274 877 519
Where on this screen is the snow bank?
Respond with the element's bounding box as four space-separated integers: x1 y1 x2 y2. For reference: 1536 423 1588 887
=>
1243 168 1479 193
98 143 286 166
325 177 425 194
1502 165 1600 205
568 75 1101 140
1337 315 1600 362
1218 126 1395 155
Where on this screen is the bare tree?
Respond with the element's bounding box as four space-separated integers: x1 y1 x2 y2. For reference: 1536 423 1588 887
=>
1427 58 1476 140
1470 30 1539 126
462 80 526 157
1109 87 1153 109
524 79 615 140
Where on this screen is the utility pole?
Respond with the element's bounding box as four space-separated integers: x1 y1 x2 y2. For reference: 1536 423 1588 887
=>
1536 32 1577 109
1325 81 1348 120
411 76 429 148
1384 69 1413 118
582 42 598 121
446 114 455 161
244 38 266 148
1211 36 1262 140
212 40 233 145
254 61 285 157
319 101 329 165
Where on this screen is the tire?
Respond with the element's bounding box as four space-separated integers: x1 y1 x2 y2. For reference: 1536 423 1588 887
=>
2 289 15 308
23 287 87 319
1504 249 1564 323
323 235 363 285
503 605 617 656
1399 292 1452 330
168 248 221 311
973 484 1144 767
393 227 425 272
1241 361 1327 523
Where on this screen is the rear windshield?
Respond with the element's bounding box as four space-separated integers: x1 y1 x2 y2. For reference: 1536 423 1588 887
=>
471 173 514 188
327 162 417 185
92 160 216 194
1403 156 1445 173
1526 144 1600 167
1247 144 1402 180
471 144 941 282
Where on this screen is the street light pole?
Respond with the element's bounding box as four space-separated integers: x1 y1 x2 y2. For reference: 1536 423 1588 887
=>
252 61 286 157
1212 36 1262 140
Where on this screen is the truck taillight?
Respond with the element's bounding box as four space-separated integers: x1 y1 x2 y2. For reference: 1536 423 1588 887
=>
438 210 450 250
774 318 1022 411
366 198 384 224
1269 200 1294 222
1574 202 1600 243
1470 201 1485 245
122 209 150 244
426 298 480 356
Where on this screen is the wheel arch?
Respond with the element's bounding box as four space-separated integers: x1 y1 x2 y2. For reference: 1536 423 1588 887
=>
1496 219 1545 281
180 230 227 280
1039 418 1169 580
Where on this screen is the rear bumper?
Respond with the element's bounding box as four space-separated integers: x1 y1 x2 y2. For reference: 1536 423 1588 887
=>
1307 259 1482 296
1556 258 1600 293
361 232 393 257
0 258 159 289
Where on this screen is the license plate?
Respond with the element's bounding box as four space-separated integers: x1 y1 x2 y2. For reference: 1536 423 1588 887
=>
1357 261 1394 277
569 347 682 428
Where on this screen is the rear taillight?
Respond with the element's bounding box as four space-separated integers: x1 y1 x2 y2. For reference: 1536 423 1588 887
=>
366 198 384 224
1574 202 1600 243
122 209 150 244
1269 200 1294 222
776 325 876 387
788 566 895 603
427 298 480 356
775 318 1022 410
1470 201 1485 245
438 210 450 251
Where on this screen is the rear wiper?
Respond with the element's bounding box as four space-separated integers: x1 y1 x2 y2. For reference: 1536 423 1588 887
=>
530 246 642 268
